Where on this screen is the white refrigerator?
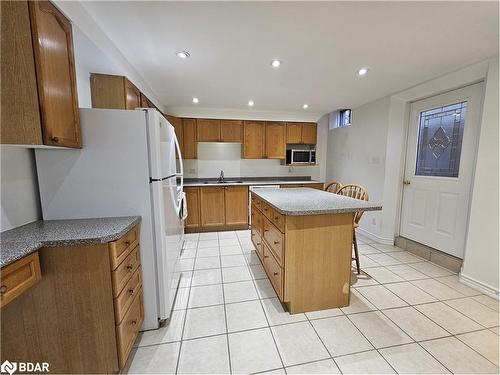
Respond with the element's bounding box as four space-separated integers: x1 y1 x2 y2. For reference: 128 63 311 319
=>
35 108 185 331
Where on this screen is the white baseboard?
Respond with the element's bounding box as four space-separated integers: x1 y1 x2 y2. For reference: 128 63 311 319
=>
357 227 394 245
459 273 500 300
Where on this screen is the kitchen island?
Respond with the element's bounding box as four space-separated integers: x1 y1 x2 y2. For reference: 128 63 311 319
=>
250 188 381 313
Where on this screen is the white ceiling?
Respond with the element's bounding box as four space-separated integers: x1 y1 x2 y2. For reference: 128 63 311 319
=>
81 1 498 119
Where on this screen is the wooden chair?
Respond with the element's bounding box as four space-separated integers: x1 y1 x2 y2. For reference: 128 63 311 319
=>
337 184 369 274
324 181 343 194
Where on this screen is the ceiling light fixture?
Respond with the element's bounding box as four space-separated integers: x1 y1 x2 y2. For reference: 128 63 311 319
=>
192 97 199 104
248 100 254 107
176 51 190 59
358 68 368 76
271 59 281 68
303 104 309 109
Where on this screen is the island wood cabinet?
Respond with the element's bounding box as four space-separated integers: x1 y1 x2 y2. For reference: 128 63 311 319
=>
280 183 324 190
1 224 144 373
1 0 81 148
251 194 353 313
286 122 317 144
185 186 249 232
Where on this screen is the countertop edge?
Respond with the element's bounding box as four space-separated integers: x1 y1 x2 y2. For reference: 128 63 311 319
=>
184 180 324 187
0 216 141 268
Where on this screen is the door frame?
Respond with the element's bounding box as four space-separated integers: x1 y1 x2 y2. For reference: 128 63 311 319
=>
396 82 485 256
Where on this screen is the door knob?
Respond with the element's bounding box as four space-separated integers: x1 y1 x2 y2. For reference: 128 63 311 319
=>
403 180 411 186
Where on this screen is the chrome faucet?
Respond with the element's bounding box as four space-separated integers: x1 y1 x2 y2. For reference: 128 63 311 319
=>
218 170 225 183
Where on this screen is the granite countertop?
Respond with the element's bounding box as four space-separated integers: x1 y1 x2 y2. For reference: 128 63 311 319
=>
184 176 324 187
0 216 141 268
252 188 382 215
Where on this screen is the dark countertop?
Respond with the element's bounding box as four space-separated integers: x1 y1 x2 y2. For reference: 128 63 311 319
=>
252 188 382 215
184 176 324 187
0 216 141 268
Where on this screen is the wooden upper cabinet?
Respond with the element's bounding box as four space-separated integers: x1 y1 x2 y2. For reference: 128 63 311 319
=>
182 118 197 159
1 1 80 148
29 1 80 148
301 122 317 144
184 187 200 229
197 119 220 142
286 123 302 144
125 80 141 110
265 122 286 159
200 187 225 227
140 93 154 108
286 122 317 145
165 115 184 158
243 121 265 159
225 186 249 226
1 1 43 145
220 120 243 142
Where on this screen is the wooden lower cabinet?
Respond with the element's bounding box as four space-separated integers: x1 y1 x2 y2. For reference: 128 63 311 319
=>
186 186 249 232
251 193 352 314
280 183 324 190
0 224 143 373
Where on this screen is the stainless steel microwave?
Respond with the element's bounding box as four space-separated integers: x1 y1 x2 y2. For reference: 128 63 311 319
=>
286 149 316 164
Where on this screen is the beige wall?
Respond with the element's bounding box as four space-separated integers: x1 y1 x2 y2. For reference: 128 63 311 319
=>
461 57 499 296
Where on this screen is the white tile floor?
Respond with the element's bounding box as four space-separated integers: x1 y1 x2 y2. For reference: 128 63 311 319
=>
126 230 500 374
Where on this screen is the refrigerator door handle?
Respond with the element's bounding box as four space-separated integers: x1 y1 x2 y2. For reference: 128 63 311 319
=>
174 134 183 192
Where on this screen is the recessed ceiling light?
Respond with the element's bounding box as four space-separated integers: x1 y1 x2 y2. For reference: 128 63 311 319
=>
303 104 309 109
192 97 199 104
176 51 190 59
358 68 368 76
271 59 281 68
248 100 254 107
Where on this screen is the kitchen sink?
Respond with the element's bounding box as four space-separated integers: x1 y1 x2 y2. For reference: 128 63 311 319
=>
203 180 244 184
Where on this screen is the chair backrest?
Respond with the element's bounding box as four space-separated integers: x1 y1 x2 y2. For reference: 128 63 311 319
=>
324 181 343 194
337 184 369 224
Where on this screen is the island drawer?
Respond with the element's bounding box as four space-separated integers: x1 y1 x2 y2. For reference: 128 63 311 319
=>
251 230 264 260
109 224 140 270
116 288 144 369
0 252 42 308
263 217 284 265
114 267 142 324
263 243 283 300
270 208 285 232
251 204 263 235
112 245 141 297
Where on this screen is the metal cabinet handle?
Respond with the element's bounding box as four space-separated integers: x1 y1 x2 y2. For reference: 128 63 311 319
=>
50 136 59 143
264 255 269 259
127 264 134 271
125 240 131 246
273 272 279 276
128 288 135 295
131 319 137 325
0 285 7 294
274 241 280 245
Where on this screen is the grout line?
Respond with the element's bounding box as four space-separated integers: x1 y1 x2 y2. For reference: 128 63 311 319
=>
217 235 233 374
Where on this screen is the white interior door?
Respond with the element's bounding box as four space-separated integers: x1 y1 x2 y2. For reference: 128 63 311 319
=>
400 83 483 258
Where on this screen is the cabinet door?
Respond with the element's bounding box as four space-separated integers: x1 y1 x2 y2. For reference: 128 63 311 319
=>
303 183 324 190
197 119 220 142
243 121 265 158
225 186 249 226
125 80 141 110
220 120 243 142
286 122 302 144
182 118 197 159
1 0 43 145
90 74 127 109
184 187 200 229
265 122 286 159
140 93 154 108
165 115 184 156
200 187 225 227
29 1 80 148
301 122 317 144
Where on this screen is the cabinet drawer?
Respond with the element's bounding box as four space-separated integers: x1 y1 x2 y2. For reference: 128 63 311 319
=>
116 288 144 370
270 208 285 232
109 224 139 270
251 194 262 210
251 204 263 236
112 245 141 297
261 201 273 221
114 267 142 324
262 244 283 300
0 252 42 308
251 229 263 260
263 217 284 265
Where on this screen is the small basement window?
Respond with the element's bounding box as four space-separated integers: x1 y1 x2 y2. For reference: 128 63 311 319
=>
329 109 352 129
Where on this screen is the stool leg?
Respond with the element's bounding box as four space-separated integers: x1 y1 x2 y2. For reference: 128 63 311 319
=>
353 231 361 274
